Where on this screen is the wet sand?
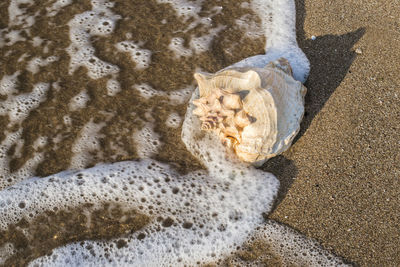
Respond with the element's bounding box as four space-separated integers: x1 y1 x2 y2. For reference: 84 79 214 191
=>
264 1 400 266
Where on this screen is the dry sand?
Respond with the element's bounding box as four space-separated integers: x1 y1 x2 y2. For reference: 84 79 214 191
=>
263 1 400 266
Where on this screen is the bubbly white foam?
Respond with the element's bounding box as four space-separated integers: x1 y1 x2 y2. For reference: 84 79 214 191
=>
115 41 152 69
230 220 350 266
0 243 14 265
169 37 193 58
8 0 35 27
132 124 162 158
31 36 44 47
166 86 193 105
0 82 49 123
32 136 48 151
17 53 29 63
0 157 277 266
66 0 120 79
62 115 72 126
27 56 59 74
165 112 182 128
0 130 45 189
233 0 310 83
0 71 20 96
0 30 27 47
158 0 225 55
190 26 225 54
0 67 279 266
46 0 73 17
69 119 105 170
134 83 193 105
134 83 161 99
68 89 90 111
156 0 202 19
106 79 121 96
234 14 265 39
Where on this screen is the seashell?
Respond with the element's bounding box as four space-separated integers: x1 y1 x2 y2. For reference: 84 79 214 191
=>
192 58 307 166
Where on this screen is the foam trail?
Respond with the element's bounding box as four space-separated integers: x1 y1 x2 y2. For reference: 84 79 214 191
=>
233 220 351 266
0 103 278 265
0 157 277 266
254 0 298 48
232 0 310 83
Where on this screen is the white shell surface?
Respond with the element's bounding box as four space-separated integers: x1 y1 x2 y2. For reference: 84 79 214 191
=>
189 59 307 166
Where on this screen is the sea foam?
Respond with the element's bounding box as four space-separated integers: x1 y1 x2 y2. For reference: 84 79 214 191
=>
66 0 120 79
1 155 278 266
0 78 50 188
235 0 310 83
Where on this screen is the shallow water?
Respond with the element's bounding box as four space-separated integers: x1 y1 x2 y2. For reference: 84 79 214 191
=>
0 0 347 266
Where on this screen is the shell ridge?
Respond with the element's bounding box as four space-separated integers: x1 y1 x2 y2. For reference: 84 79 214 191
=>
191 62 306 165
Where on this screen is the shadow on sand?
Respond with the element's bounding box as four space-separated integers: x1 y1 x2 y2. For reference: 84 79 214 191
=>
263 0 365 211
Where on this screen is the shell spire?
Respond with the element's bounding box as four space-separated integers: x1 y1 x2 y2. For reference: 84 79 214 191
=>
192 74 252 151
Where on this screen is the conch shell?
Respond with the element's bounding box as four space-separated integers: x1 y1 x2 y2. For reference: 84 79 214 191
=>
192 58 307 166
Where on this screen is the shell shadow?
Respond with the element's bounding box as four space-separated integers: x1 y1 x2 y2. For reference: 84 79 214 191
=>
295 0 366 139
261 155 298 213
263 1 365 212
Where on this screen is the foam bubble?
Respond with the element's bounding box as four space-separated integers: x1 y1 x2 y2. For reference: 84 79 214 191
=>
17 53 29 63
0 71 20 96
134 83 192 104
32 136 48 150
165 112 182 128
46 0 73 17
169 37 193 58
70 119 105 170
26 56 59 74
132 124 162 158
167 86 193 104
189 26 225 54
115 41 152 69
0 82 49 123
31 36 44 47
8 0 35 27
234 14 265 39
134 83 163 99
156 0 202 19
0 243 14 265
157 0 223 55
0 130 45 189
0 30 27 47
68 90 90 111
106 79 121 96
63 115 72 126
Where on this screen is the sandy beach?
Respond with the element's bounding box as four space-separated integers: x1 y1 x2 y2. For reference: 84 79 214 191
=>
0 0 399 266
265 1 400 266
